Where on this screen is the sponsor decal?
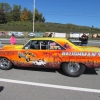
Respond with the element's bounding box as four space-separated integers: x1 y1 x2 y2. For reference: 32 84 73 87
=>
0 51 14 55
62 52 100 57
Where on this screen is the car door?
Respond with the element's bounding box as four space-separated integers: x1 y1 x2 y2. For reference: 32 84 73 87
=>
47 40 66 68
14 40 50 67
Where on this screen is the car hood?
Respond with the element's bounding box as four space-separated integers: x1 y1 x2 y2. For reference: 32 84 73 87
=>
2 45 23 50
78 46 100 52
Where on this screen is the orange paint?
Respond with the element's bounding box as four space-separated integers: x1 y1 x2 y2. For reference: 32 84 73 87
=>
0 38 100 68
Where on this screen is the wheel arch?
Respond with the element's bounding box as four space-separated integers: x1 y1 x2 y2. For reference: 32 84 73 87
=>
60 62 87 77
60 62 87 69
0 56 14 66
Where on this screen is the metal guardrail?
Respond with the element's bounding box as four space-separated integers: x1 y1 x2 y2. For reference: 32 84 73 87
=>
0 38 29 44
0 38 100 45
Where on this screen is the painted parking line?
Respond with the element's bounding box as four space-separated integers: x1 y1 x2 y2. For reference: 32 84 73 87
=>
0 78 100 93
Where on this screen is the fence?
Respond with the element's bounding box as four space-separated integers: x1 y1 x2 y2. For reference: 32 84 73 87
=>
0 31 100 39
0 31 44 38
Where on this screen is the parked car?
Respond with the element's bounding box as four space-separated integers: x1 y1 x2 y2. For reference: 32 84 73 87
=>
8 31 17 36
28 32 35 37
0 38 100 77
8 31 24 37
17 32 24 37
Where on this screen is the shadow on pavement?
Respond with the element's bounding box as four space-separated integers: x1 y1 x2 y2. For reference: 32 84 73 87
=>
57 68 98 77
14 67 57 73
83 68 98 75
0 86 4 92
14 67 98 76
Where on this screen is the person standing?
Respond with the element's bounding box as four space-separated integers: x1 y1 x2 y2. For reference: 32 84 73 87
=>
10 34 16 45
79 32 88 46
48 33 53 37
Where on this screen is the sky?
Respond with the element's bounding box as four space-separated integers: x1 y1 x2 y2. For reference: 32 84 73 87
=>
1 0 100 28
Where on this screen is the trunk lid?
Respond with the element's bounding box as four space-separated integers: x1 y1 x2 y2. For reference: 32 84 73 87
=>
78 46 100 52
2 45 23 50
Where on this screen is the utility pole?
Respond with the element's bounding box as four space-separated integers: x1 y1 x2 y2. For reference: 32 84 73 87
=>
33 0 35 32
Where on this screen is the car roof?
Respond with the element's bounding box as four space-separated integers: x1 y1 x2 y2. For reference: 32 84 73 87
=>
30 37 67 41
25 37 81 51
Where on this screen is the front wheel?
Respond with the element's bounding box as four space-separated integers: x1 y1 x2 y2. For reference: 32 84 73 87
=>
62 62 85 77
0 58 12 70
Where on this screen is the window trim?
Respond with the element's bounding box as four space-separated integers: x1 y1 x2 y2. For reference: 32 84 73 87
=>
23 40 66 50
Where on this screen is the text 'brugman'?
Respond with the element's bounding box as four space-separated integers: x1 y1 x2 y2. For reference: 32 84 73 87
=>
62 52 100 57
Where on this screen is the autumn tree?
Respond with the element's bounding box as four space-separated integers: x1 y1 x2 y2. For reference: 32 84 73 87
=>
21 7 28 21
21 8 45 22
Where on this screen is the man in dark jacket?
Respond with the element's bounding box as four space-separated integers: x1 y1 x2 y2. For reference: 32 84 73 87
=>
48 33 53 37
79 33 88 46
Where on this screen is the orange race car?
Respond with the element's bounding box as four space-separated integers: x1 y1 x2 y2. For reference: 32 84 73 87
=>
0 37 100 77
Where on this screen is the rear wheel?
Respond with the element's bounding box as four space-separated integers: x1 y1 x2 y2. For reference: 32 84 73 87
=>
62 62 85 77
0 58 12 70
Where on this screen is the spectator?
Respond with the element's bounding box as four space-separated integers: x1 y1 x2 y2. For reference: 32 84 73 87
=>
79 32 88 46
2 32 5 36
48 33 53 37
10 34 16 45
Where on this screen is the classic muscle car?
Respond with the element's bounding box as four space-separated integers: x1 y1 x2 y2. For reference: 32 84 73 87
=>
0 37 100 77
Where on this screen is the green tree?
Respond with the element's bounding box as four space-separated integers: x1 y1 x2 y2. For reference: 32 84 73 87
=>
12 5 21 21
35 9 45 22
0 2 12 23
27 10 33 22
0 8 6 23
6 11 13 22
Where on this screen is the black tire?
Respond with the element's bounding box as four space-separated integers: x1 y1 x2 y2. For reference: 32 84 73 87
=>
62 62 85 77
0 58 12 70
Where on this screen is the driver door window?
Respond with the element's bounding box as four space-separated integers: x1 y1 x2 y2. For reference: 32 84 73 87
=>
30 40 49 50
49 40 65 50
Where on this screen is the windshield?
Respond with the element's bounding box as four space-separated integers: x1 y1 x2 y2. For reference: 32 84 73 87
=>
67 39 81 46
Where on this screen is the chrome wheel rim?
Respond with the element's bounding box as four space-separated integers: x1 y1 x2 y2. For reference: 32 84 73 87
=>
0 58 11 69
67 62 80 73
